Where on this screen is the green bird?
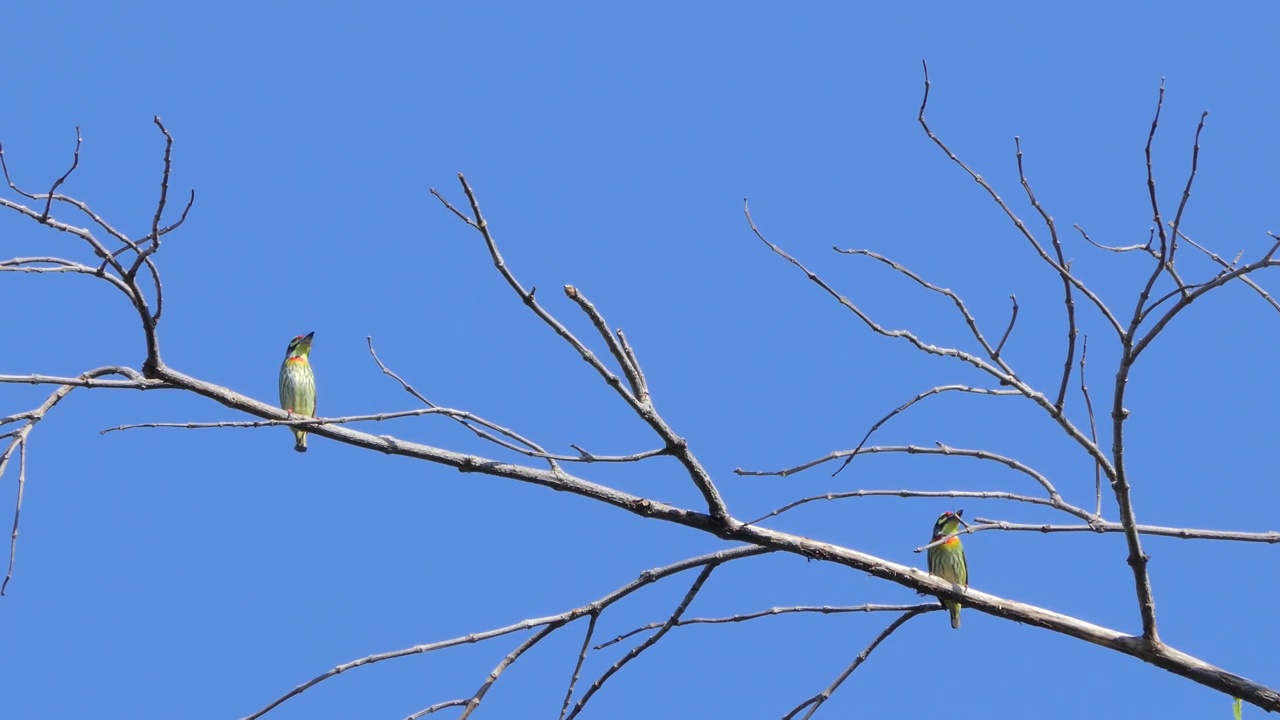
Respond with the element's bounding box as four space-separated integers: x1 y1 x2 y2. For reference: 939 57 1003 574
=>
279 331 316 452
927 509 968 629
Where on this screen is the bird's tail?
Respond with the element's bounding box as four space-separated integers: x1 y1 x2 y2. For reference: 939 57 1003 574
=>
293 428 308 453
946 600 961 629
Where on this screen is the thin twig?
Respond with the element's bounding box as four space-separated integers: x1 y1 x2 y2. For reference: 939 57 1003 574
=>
833 247 1013 374
1164 112 1210 284
455 623 563 719
40 127 82 220
1139 78 1171 307
596 603 937 649
1133 242 1280 359
744 442 1066 504
745 488 1087 528
563 284 645 400
366 337 561 470
433 176 729 522
559 612 599 720
0 371 156 388
745 198 1118 485
970 517 1280 544
1014 135 1077 412
1075 224 1149 253
829 385 1020 477
783 608 929 719
916 60 1124 338
102 410 445 432
405 699 467 718
615 330 649 403
564 565 716 720
140 117 173 258
1178 228 1280 313
1 440 26 595
1079 336 1102 516
994 294 1018 357
243 547 770 719
0 367 141 594
103 410 662 465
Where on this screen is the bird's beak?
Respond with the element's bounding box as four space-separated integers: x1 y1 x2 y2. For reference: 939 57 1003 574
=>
955 509 964 518
301 331 315 345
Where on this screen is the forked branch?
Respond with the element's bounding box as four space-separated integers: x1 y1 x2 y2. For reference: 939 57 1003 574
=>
432 175 729 523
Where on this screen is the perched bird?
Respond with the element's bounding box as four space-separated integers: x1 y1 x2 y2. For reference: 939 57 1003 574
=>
927 509 968 629
279 331 316 452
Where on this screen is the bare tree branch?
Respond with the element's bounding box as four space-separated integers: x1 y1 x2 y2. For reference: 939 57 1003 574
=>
742 442 1069 508
558 612 599 720
1074 224 1150 254
744 200 1118 488
1132 241 1280 360
782 608 929 720
995 294 1019 357
453 623 562 720
596 603 939 649
405 699 467 718
0 366 146 594
432 176 730 523
969 517 1280 544
1079 336 1103 516
1177 229 1280 314
0 370 159 389
563 284 646 400
825 385 1021 477
917 60 1124 338
243 547 770 719
1014 135 1077 412
7 112 1280 717
1137 79 1173 311
1 439 26 596
1163 112 1209 284
832 246 1013 373
0 123 184 375
745 489 1083 529
564 565 715 720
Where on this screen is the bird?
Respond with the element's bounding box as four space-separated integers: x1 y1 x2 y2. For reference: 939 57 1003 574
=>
927 509 968 629
279 331 316 452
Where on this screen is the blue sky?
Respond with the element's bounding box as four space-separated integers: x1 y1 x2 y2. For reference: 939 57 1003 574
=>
2 2 1278 718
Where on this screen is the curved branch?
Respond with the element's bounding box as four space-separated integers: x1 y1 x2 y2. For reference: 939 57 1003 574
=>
833 246 1013 373
1075 224 1150 254
828 384 1021 477
742 443 1070 508
917 60 1123 338
1014 136 1077 412
746 489 1084 528
0 257 138 300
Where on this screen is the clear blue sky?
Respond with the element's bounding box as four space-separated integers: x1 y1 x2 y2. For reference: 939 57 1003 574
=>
2 3 1277 718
